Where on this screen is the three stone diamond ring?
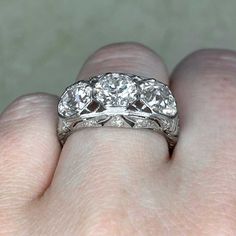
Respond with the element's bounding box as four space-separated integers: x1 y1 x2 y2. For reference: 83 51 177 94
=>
57 72 179 149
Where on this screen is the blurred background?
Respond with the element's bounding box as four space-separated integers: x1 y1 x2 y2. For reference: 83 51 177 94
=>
1 0 236 111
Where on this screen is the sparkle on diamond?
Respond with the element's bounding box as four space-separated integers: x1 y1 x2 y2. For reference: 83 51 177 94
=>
93 73 138 107
58 83 92 118
140 79 177 116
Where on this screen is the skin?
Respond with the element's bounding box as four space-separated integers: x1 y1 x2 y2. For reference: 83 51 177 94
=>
0 42 236 235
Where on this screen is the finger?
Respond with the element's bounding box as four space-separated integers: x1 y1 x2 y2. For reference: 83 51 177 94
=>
170 49 236 167
46 43 171 213
0 93 60 207
78 42 169 81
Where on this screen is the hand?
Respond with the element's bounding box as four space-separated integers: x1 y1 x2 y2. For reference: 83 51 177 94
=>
1 43 236 236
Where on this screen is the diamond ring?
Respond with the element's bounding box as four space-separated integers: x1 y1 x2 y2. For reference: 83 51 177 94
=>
57 72 179 150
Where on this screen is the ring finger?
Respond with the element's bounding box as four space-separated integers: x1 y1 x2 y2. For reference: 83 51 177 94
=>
42 43 172 225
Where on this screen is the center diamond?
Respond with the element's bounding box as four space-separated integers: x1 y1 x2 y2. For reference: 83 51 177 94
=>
93 73 138 107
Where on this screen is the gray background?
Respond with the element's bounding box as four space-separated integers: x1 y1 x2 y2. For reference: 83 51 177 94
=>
1 0 236 111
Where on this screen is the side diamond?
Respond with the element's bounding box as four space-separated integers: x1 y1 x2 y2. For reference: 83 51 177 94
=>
58 82 92 118
93 73 138 107
140 79 177 116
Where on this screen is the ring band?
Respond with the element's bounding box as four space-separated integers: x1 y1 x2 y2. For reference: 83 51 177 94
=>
57 72 179 150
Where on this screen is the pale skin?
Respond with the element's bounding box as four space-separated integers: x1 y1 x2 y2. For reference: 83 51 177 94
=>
1 42 236 236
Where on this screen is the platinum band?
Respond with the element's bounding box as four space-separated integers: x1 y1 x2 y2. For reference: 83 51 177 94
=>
57 72 179 149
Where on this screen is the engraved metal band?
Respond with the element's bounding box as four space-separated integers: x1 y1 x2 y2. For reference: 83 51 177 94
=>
57 72 179 149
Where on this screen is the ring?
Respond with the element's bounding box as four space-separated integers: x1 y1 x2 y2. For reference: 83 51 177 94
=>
57 72 179 150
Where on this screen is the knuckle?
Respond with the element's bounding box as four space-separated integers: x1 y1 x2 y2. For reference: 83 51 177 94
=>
0 92 57 149
8 92 54 111
190 48 236 58
96 42 153 54
89 42 162 63
175 49 236 126
186 49 236 105
79 42 166 81
1 93 57 123
187 48 236 74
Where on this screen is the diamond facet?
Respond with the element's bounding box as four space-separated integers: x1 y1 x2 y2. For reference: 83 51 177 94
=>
140 79 177 116
93 73 138 107
58 83 92 118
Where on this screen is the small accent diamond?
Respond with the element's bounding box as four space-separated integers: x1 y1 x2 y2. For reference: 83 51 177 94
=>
93 73 138 107
104 115 130 128
135 119 149 128
140 79 177 116
110 116 126 127
75 119 101 128
134 119 160 130
58 83 92 118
